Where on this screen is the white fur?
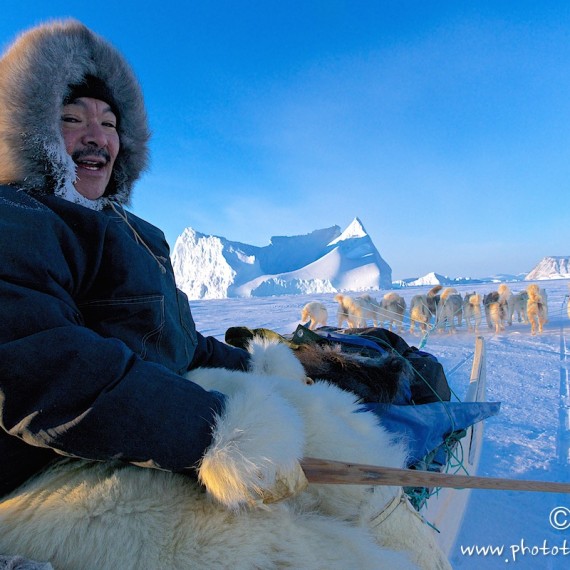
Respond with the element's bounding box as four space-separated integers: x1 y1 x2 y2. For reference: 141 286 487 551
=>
191 370 306 508
189 338 311 508
247 336 307 381
0 338 451 569
300 301 328 330
0 460 417 570
509 291 528 324
191 338 449 569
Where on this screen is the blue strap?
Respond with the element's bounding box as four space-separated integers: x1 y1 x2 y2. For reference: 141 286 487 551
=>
318 331 389 355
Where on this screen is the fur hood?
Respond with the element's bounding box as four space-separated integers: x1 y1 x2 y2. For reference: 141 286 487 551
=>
0 20 150 205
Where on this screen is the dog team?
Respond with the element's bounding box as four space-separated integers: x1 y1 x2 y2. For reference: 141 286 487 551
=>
301 283 550 336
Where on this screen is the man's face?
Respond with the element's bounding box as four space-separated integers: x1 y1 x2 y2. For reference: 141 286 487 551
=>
60 97 120 200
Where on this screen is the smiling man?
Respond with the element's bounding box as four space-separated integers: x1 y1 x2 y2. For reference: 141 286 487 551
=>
0 17 312 547
60 95 119 200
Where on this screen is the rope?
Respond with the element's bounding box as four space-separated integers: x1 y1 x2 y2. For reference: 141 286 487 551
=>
108 201 167 274
369 488 405 527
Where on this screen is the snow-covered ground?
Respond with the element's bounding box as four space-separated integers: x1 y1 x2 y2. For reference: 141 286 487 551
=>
190 279 570 569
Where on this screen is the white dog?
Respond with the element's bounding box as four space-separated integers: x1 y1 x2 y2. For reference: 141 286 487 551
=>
357 293 383 326
509 291 529 324
334 293 368 328
409 285 442 334
377 292 407 333
301 301 328 330
435 288 463 333
0 338 452 570
463 292 482 332
527 284 548 335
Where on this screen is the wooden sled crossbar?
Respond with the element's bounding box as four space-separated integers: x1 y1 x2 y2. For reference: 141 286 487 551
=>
300 457 570 494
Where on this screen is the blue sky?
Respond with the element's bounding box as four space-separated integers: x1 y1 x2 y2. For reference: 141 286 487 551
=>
2 1 570 280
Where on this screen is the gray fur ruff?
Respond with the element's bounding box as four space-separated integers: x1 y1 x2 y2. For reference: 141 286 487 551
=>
0 19 150 204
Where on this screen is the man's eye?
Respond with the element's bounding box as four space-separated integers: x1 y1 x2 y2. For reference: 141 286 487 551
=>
61 116 80 123
102 122 117 129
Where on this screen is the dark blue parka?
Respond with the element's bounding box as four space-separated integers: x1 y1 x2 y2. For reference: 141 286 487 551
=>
0 186 250 497
0 22 250 498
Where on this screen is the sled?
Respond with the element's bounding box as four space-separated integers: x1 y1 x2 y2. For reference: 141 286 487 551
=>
421 335 487 555
301 335 490 559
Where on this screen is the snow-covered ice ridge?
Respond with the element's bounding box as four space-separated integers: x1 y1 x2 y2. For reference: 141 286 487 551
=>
525 256 570 281
171 218 570 299
172 217 392 299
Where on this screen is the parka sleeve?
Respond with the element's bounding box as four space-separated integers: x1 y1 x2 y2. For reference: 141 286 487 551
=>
191 331 251 371
0 197 225 474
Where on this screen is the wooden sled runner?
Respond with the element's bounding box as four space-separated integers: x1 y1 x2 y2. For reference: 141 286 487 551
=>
421 334 487 556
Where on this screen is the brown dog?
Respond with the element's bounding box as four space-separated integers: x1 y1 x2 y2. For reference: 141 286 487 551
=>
526 284 548 335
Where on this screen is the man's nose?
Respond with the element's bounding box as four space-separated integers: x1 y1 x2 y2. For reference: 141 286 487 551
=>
81 122 107 147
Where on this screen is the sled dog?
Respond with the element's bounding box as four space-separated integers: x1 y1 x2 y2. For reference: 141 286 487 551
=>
483 290 508 333
334 294 371 328
301 301 328 330
409 285 442 334
509 291 528 324
497 284 513 325
526 284 548 335
357 294 383 327
378 292 407 333
463 292 482 332
435 288 463 333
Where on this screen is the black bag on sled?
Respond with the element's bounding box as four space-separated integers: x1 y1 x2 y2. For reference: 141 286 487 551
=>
226 324 451 405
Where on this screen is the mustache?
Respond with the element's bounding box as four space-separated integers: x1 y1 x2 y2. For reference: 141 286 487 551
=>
72 147 111 163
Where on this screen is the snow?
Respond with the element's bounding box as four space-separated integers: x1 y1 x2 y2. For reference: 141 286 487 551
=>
188 278 570 569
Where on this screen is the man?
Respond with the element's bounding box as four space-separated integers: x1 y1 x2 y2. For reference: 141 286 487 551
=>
0 20 446 570
0 19 308 509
